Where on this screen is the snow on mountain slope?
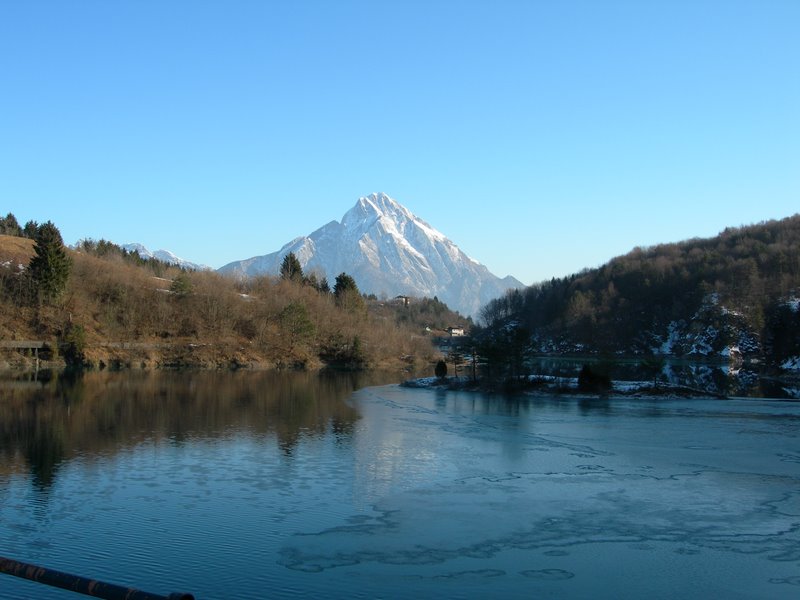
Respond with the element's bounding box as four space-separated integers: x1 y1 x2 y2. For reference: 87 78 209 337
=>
123 243 210 271
219 193 524 317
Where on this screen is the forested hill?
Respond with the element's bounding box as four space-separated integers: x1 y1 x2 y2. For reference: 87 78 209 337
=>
478 214 800 367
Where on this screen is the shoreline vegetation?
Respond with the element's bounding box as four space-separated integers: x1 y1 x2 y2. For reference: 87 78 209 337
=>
0 338 426 372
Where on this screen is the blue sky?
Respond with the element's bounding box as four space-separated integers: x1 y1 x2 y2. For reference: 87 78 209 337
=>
2 0 798 286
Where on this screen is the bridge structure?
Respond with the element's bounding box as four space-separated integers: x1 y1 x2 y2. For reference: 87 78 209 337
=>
0 340 47 370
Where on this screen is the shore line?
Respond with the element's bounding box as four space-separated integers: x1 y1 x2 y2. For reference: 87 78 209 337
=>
401 375 730 399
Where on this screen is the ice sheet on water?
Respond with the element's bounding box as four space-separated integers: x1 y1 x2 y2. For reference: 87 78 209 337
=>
279 386 800 598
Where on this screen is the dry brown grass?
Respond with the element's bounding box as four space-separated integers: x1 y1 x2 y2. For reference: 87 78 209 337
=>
0 234 34 265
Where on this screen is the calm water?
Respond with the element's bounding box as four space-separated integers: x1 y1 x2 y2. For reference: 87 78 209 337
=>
1 371 799 599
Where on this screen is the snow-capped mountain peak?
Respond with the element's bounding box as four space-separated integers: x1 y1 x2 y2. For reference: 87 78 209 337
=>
219 193 523 316
122 243 210 271
343 192 447 244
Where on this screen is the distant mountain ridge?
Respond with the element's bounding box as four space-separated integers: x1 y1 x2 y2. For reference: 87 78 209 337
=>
122 243 210 271
219 193 524 316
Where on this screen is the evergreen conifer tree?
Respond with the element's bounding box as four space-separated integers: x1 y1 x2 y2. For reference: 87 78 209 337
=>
28 221 72 303
435 359 448 379
169 272 193 297
333 272 365 311
280 252 303 282
0 213 22 236
23 220 39 239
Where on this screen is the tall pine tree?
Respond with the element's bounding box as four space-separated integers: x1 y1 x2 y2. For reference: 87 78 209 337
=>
28 221 72 303
0 213 22 236
333 272 364 311
279 252 303 282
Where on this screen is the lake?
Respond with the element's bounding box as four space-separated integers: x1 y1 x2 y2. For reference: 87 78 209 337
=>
1 370 798 599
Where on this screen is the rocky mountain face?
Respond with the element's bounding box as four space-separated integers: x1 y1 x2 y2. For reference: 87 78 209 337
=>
218 193 524 317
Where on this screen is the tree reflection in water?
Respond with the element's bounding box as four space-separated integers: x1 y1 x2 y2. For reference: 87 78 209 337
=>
0 369 395 489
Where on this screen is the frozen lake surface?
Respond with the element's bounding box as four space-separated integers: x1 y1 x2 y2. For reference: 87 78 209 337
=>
1 371 798 598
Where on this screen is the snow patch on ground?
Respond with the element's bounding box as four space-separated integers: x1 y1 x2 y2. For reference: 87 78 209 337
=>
659 321 682 354
781 356 800 371
402 377 472 388
721 345 741 358
2 260 25 271
689 327 717 355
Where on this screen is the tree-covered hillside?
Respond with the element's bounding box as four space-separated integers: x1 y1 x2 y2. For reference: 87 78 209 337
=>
477 214 800 368
1 222 450 371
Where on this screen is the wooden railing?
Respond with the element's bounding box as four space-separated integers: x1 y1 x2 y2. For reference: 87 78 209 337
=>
0 340 46 350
